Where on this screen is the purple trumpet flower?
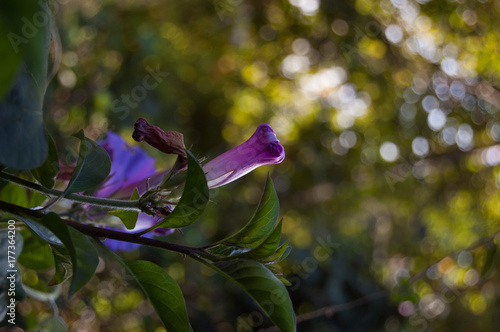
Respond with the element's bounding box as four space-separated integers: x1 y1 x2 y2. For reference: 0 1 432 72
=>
202 124 285 188
130 119 285 189
68 122 285 251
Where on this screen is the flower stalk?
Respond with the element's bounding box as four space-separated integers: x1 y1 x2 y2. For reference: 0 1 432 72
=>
0 171 142 211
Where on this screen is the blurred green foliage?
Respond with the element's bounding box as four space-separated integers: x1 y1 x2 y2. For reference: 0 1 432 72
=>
5 0 500 331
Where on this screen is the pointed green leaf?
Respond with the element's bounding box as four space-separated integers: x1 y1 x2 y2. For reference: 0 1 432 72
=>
222 175 279 247
21 213 98 298
31 135 59 189
242 219 283 260
263 242 292 264
145 149 208 231
206 244 252 258
105 250 191 332
64 130 111 195
279 277 292 287
67 227 99 297
0 1 51 170
109 189 140 230
204 176 280 258
211 259 296 332
21 217 63 246
206 219 284 260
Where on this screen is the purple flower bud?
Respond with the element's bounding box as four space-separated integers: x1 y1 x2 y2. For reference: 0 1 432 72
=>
203 124 285 188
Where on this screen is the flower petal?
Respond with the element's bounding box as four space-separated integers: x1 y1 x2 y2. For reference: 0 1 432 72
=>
96 132 157 198
203 124 285 188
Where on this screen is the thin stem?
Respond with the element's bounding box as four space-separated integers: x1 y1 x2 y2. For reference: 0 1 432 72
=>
0 200 219 261
0 171 141 211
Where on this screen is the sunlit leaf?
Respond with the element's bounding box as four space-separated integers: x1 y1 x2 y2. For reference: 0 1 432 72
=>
0 182 28 207
109 189 140 230
0 180 47 208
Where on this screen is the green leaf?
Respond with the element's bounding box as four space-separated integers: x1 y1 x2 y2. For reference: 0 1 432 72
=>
66 227 99 298
263 242 292 264
22 213 98 298
49 245 73 286
0 1 51 170
211 259 296 332
21 217 63 246
109 189 140 230
48 227 99 298
0 180 47 208
221 175 279 247
145 149 208 231
205 176 280 258
206 219 284 260
18 229 55 270
105 249 191 332
126 261 191 332
0 182 29 207
267 264 284 277
31 135 59 189
64 130 111 195
242 219 283 260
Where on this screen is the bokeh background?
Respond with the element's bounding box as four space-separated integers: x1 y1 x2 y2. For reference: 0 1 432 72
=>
14 0 500 331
